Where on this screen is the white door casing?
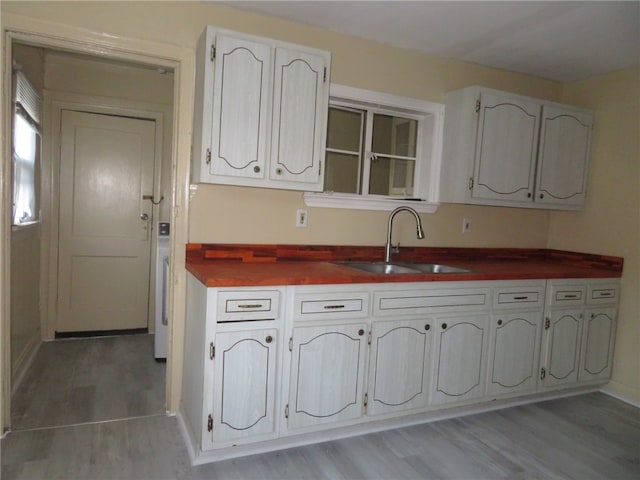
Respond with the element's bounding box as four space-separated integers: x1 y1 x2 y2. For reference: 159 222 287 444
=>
57 110 156 332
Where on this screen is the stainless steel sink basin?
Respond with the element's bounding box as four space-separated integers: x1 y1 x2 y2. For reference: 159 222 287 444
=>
406 263 471 274
337 262 422 275
337 262 471 275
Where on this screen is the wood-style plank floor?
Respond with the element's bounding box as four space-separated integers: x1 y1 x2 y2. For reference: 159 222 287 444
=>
3 335 639 479
11 334 166 431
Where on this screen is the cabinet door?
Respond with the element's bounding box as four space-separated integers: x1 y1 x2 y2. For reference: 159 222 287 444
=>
270 47 328 190
368 319 432 415
579 308 616 382
212 329 278 444
288 323 367 429
209 35 272 179
535 105 592 207
472 92 540 203
541 309 583 388
486 312 542 397
430 314 489 405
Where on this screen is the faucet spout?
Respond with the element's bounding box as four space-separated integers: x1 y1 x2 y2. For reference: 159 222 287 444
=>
384 206 425 263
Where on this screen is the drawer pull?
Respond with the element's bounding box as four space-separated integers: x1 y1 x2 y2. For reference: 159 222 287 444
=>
513 296 529 300
237 304 264 309
562 294 578 299
598 292 612 297
324 304 346 310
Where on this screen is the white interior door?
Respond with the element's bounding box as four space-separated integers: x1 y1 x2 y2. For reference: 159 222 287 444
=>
57 110 155 333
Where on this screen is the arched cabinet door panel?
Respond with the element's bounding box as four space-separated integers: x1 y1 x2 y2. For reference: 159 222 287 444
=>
472 92 540 203
430 314 489 406
212 329 278 444
368 319 432 415
579 308 616 382
288 323 368 430
541 310 583 389
486 312 543 397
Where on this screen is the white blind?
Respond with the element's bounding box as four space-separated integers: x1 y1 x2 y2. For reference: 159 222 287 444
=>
14 70 41 125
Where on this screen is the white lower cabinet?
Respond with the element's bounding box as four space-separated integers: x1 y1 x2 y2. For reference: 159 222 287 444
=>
212 328 278 443
183 275 619 461
430 314 490 405
579 307 616 382
368 318 432 415
486 282 545 398
541 308 583 388
540 279 618 390
287 322 368 429
486 311 543 397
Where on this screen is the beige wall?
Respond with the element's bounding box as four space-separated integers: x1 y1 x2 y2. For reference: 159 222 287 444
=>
551 68 640 403
1 1 636 409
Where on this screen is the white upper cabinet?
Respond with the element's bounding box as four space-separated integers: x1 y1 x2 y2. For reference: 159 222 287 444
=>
440 86 593 210
535 105 592 207
209 35 272 180
192 27 331 192
473 92 541 203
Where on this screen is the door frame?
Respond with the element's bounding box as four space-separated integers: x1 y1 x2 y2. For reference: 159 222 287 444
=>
1 14 194 434
46 95 165 339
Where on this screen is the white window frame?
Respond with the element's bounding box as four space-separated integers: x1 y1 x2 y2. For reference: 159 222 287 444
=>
304 84 444 213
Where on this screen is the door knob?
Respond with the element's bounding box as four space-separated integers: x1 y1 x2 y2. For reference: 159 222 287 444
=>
140 213 149 220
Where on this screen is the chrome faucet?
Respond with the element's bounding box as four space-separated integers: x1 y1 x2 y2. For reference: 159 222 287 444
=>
384 206 425 262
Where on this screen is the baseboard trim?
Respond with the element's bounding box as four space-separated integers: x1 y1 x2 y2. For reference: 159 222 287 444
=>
600 387 640 408
184 385 601 465
11 335 41 395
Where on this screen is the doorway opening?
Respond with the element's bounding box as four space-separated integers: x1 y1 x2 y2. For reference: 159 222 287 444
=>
8 41 175 432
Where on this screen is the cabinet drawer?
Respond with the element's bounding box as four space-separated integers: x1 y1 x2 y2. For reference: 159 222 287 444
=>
548 284 586 306
373 287 490 317
493 284 545 310
217 290 280 322
294 291 369 321
587 284 619 305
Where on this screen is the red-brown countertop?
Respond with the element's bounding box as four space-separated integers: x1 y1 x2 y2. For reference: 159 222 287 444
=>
186 244 623 288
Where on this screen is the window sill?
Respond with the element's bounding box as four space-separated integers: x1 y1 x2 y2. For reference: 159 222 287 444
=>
303 192 439 213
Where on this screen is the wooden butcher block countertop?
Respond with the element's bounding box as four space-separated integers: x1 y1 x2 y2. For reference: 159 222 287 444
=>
186 244 623 288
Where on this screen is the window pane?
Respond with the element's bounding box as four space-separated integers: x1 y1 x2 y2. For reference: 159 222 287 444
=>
324 152 360 194
372 114 417 157
369 156 415 197
327 107 363 152
12 114 39 225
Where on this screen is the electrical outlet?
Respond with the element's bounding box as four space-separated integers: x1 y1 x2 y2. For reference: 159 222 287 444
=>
462 217 472 233
296 209 308 228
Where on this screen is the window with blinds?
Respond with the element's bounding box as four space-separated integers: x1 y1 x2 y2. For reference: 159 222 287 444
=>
12 71 41 226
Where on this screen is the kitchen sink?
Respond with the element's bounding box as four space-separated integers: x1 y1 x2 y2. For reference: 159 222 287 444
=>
407 263 471 274
337 262 471 275
338 262 422 275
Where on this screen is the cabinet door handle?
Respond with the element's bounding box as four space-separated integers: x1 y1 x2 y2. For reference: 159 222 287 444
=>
265 335 273 344
324 304 345 310
425 324 430 331
441 323 448 330
497 319 503 326
253 165 261 173
358 329 365 336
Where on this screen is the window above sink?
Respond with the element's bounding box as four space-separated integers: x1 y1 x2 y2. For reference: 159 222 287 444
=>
304 84 444 213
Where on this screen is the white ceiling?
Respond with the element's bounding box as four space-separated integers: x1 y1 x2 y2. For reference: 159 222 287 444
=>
220 1 640 82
